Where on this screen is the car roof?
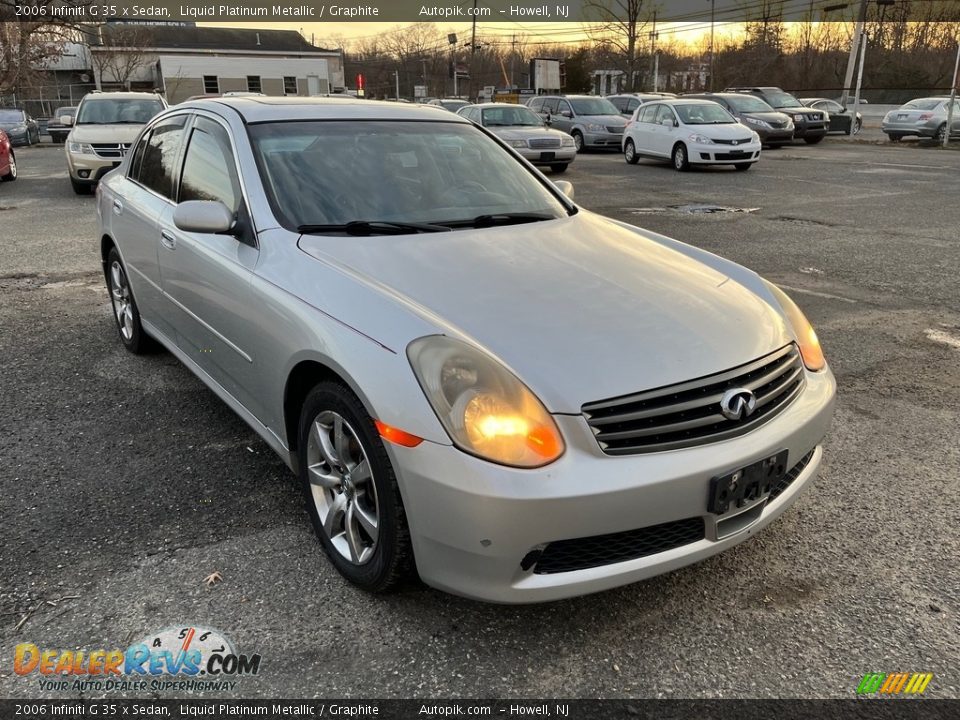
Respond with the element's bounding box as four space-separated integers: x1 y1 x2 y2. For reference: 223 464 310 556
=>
81 92 164 100
658 98 727 106
177 96 470 123
470 102 535 109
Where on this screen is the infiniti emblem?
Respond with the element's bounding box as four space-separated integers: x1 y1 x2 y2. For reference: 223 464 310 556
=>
719 388 757 421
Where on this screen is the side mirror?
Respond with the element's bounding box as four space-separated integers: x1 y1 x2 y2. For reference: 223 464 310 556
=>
62 115 74 126
560 110 572 118
660 117 674 127
173 200 234 234
554 179 574 201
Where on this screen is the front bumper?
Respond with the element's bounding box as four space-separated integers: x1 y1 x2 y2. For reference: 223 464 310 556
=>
756 127 794 144
518 147 577 165
691 140 762 164
66 150 121 184
391 367 835 603
583 130 624 148
791 123 827 139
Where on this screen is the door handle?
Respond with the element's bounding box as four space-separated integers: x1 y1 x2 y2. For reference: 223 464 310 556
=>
160 231 177 251
112 199 123 215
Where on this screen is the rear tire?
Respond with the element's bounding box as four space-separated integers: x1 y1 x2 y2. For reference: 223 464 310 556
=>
71 177 91 195
624 139 639 164
297 381 413 593
851 118 862 135
0 151 15 182
887 133 902 143
804 135 824 145
550 163 568 173
734 162 752 171
672 142 689 171
934 123 947 144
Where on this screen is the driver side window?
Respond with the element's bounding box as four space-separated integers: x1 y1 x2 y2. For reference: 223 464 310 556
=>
557 100 572 116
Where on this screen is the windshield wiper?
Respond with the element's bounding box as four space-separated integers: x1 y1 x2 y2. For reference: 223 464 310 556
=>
438 212 556 229
297 220 449 236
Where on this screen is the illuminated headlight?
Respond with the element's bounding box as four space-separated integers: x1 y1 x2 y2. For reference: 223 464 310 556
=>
584 122 606 132
560 135 575 147
793 114 804 122
744 117 772 129
764 281 826 372
688 133 713 144
68 141 95 155
408 336 564 468
508 139 528 149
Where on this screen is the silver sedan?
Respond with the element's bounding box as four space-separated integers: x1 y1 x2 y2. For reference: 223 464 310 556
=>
882 96 960 143
96 98 835 603
458 102 577 173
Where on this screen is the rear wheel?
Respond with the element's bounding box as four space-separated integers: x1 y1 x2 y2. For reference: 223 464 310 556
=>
0 151 15 182
851 118 862 135
734 162 752 171
887 133 902 143
572 131 584 153
804 135 824 145
934 123 947 144
624 139 639 164
550 163 568 173
297 382 413 593
672 142 689 171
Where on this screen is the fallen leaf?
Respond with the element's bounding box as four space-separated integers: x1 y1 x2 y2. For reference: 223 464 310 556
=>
203 571 223 587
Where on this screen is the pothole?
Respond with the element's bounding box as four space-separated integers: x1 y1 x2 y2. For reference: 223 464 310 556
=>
0 206 16 211
626 204 759 215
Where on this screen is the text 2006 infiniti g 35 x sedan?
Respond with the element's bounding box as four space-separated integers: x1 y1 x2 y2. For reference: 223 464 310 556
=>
96 98 835 603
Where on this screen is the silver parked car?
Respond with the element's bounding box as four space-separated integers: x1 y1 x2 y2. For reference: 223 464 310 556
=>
458 102 576 173
97 97 835 603
882 97 960 143
527 95 627 152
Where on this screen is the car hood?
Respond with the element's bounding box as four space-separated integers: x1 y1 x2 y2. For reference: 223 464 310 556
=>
682 123 754 140
488 127 568 141
297 212 791 413
742 111 792 123
68 124 146 143
578 114 626 127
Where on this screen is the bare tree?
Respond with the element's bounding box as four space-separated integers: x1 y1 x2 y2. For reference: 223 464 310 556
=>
583 0 651 91
89 22 155 90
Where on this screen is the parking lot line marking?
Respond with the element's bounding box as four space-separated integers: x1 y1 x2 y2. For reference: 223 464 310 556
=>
924 329 960 350
777 284 858 304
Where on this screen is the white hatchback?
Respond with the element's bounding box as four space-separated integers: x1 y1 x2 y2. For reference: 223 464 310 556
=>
623 98 762 171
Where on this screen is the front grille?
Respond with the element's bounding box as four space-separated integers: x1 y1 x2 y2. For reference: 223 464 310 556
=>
713 137 753 145
583 344 805 455
769 449 815 501
532 517 705 574
528 137 561 149
606 126 624 134
92 143 131 159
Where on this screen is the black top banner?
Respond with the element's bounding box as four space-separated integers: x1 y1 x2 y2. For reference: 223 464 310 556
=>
2 699 959 720
5 0 960 23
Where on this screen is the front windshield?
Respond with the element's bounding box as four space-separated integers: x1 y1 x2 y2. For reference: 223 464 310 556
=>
764 91 801 108
903 99 942 110
54 107 76 117
249 120 569 230
441 101 470 111
0 110 24 123
482 106 543 127
675 103 735 124
726 95 774 113
76 98 164 125
569 97 619 116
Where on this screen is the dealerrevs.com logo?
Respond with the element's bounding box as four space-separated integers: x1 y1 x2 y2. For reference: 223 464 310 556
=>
857 673 933 696
14 625 261 693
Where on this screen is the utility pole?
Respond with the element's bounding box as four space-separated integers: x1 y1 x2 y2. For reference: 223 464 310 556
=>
395 70 400 101
471 0 478 53
852 29 867 134
840 0 869 109
945 41 959 148
649 11 658 92
510 34 517 89
709 0 715 91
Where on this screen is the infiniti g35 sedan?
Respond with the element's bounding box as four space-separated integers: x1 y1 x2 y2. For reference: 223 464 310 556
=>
96 97 835 603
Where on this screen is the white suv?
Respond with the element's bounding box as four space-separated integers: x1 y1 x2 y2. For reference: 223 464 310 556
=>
65 92 166 194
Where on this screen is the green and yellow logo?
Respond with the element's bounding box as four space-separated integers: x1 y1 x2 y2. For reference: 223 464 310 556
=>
857 673 933 695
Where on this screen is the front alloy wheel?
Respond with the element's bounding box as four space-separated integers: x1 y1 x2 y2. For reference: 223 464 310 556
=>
298 382 412 592
672 143 689 171
572 131 584 153
624 139 639 164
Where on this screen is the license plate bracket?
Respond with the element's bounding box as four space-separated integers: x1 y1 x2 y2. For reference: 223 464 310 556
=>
539 151 556 161
708 450 789 515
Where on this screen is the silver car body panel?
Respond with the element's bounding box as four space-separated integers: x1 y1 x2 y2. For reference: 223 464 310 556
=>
97 97 835 602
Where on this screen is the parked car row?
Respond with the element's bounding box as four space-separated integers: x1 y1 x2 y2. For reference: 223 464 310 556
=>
456 103 576 173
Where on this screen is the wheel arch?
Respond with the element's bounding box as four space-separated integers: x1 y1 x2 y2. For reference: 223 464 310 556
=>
284 357 364 459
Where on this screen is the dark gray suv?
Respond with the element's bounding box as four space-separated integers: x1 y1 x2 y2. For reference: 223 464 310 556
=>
725 87 827 144
682 93 794 146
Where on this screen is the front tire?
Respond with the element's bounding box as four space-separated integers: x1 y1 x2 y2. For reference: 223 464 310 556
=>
851 118 862 135
105 247 157 354
0 151 15 182
624 138 639 164
572 131 584 153
672 142 689 171
804 135 824 145
550 163 568 173
734 162 752 171
297 382 413 593
934 123 947 144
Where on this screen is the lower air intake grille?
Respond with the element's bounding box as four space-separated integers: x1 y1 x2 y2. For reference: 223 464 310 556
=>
532 517 705 575
769 448 816 501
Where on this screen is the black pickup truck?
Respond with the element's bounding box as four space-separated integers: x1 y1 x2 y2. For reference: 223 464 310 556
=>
724 87 828 144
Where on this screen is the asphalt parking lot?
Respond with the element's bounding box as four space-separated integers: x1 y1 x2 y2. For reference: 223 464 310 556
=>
1 137 958 699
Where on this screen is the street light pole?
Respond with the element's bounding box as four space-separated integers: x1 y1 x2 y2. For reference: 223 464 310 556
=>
945 41 960 148
840 0 869 109
709 0 715 91
852 29 867 134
